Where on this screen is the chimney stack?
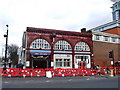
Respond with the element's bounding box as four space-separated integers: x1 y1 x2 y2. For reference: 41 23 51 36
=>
81 28 86 33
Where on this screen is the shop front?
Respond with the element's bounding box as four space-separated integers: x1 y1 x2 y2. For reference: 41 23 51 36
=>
74 55 91 69
22 27 93 69
54 54 72 69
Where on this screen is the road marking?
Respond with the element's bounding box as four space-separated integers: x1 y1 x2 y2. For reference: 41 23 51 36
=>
86 78 90 80
68 79 72 81
4 82 8 84
46 80 50 82
25 81 30 83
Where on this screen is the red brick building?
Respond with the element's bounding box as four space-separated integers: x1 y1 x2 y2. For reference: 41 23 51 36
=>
22 27 93 69
92 31 120 67
90 21 120 67
104 27 120 35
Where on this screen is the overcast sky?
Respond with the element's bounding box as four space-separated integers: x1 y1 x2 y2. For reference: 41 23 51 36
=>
0 0 114 57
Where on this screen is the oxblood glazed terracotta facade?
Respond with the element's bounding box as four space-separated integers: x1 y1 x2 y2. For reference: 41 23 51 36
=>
23 27 93 69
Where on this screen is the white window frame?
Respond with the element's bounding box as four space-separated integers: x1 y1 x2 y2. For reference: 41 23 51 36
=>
30 39 51 49
54 40 72 50
54 54 72 69
74 42 90 51
104 36 109 41
112 37 116 42
95 35 100 40
74 55 91 69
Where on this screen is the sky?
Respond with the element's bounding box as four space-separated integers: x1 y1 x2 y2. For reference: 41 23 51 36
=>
0 0 114 57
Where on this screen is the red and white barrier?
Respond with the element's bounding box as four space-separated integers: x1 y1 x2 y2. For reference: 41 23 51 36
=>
2 67 120 78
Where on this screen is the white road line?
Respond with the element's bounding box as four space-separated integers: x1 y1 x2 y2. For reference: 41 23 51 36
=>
4 82 9 84
68 79 72 81
25 81 30 83
86 78 90 80
46 80 50 82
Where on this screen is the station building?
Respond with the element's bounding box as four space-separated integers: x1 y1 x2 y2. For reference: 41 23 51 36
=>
21 27 93 69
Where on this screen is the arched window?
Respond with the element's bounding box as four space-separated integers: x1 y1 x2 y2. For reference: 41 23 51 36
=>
74 42 90 51
54 40 72 50
30 39 51 49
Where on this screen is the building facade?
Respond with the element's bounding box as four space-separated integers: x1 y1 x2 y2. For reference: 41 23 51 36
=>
21 27 93 69
92 31 120 67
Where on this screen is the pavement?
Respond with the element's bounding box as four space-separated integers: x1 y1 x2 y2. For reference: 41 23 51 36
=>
2 75 119 88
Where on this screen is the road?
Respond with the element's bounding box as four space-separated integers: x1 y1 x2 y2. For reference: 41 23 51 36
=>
2 75 119 88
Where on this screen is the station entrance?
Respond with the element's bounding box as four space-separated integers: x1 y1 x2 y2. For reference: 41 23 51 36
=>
74 55 91 69
30 55 50 69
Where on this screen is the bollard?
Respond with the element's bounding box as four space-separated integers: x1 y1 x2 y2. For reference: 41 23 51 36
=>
109 69 114 77
114 67 116 76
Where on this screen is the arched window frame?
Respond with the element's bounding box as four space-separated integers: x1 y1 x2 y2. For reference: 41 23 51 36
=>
54 40 72 50
74 42 90 51
30 39 51 49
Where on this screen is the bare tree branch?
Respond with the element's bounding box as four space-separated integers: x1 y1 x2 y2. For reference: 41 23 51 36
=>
7 44 19 65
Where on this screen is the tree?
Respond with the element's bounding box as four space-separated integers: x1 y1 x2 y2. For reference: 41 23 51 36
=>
7 44 19 66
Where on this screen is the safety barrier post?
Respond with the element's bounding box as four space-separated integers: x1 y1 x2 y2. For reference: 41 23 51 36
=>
109 69 114 77
46 70 52 78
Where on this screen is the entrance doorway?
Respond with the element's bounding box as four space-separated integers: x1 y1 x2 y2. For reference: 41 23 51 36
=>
78 61 86 69
33 60 47 69
74 55 90 69
30 55 50 69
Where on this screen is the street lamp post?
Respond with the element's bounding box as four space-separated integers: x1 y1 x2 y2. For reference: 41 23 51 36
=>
2 48 4 61
3 25 9 70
